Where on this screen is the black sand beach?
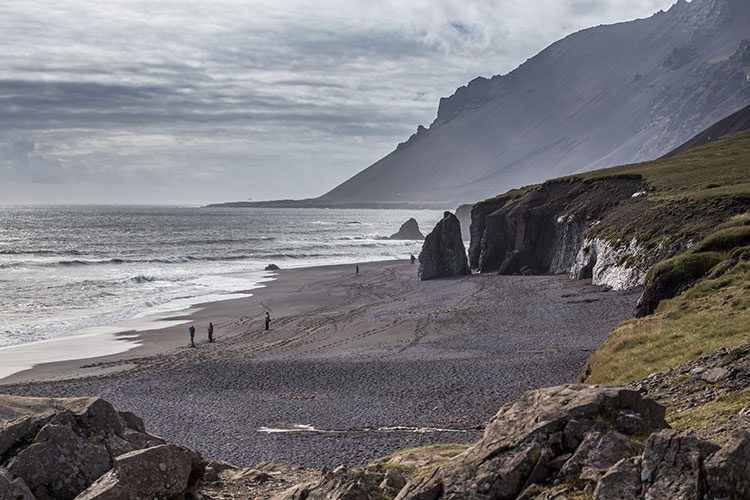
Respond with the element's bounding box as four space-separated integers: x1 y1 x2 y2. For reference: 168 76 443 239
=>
1 260 640 466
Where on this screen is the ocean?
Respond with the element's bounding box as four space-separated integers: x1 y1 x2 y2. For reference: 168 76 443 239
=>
0 206 444 348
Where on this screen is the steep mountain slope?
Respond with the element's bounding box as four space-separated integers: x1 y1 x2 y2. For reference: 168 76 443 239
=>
321 0 750 206
663 102 750 157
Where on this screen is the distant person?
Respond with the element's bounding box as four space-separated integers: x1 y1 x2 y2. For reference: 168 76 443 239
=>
207 322 214 343
264 311 271 331
410 254 416 264
189 325 196 347
355 264 359 275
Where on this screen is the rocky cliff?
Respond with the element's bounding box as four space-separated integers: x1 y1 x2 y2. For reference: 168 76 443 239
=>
468 130 750 290
318 0 750 206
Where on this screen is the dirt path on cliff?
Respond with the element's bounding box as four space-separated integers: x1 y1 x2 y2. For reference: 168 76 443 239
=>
1 261 641 467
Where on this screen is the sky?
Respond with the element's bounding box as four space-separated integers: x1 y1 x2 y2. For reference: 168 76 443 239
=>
0 0 679 205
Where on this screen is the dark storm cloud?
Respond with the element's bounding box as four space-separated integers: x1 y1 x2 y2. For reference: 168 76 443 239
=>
0 0 678 204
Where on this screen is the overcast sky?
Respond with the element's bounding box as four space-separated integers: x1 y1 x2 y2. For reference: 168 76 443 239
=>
0 0 678 205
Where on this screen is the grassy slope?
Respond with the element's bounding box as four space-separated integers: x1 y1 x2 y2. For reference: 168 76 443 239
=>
578 133 750 434
585 214 750 433
583 130 750 246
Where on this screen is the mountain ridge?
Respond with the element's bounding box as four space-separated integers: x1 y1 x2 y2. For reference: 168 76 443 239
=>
318 0 750 206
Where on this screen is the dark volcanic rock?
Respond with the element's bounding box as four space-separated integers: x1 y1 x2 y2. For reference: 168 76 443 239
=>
265 264 281 271
389 218 424 240
418 212 470 280
471 176 642 275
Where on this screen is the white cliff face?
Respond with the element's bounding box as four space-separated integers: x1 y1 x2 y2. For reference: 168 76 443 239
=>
570 238 651 290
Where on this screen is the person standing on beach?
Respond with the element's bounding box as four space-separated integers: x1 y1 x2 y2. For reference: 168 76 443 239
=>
355 264 359 275
207 322 214 343
264 311 271 331
410 254 416 264
189 325 196 347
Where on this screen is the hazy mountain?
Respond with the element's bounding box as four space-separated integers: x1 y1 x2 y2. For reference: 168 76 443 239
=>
319 0 750 206
663 102 750 157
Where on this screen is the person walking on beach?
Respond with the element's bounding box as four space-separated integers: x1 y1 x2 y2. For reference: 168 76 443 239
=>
410 254 416 264
207 322 214 343
355 264 359 275
264 311 271 331
189 325 196 347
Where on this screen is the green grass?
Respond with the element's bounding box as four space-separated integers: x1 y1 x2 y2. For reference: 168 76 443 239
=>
646 251 726 289
585 260 750 385
688 225 750 254
368 442 472 478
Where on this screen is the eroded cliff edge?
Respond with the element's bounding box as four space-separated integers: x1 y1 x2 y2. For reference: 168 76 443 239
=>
465 130 750 291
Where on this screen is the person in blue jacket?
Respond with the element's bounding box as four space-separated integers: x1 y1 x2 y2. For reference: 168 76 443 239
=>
189 325 196 347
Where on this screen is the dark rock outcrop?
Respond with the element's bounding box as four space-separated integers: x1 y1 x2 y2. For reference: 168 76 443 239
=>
0 395 197 500
265 263 281 271
418 212 470 280
389 218 424 240
470 176 642 275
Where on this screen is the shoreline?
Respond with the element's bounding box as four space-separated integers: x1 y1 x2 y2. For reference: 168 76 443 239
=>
0 260 642 466
0 260 385 384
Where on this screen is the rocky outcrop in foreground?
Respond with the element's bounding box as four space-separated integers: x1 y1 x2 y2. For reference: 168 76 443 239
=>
418 212 470 280
2 384 748 499
0 395 203 500
389 218 424 240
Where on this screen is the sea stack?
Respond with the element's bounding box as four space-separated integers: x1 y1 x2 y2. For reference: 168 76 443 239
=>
418 212 470 280
389 218 424 240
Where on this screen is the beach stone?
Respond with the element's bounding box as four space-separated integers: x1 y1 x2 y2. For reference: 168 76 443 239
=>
7 423 111 499
701 367 730 383
76 444 199 500
704 429 750 499
0 467 35 500
396 384 667 499
560 431 642 485
640 429 718 500
592 457 642 500
390 218 424 240
418 212 470 280
265 264 281 270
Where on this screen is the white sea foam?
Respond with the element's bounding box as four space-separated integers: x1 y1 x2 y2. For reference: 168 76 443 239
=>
0 206 444 350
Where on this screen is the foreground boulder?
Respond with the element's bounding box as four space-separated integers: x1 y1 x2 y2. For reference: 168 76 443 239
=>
0 395 199 500
418 212 470 280
395 384 667 499
390 218 424 240
77 444 202 500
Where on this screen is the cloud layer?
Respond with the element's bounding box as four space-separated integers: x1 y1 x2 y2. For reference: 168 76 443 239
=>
0 0 677 204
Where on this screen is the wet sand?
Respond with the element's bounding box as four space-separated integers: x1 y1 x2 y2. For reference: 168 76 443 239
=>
0 260 640 466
